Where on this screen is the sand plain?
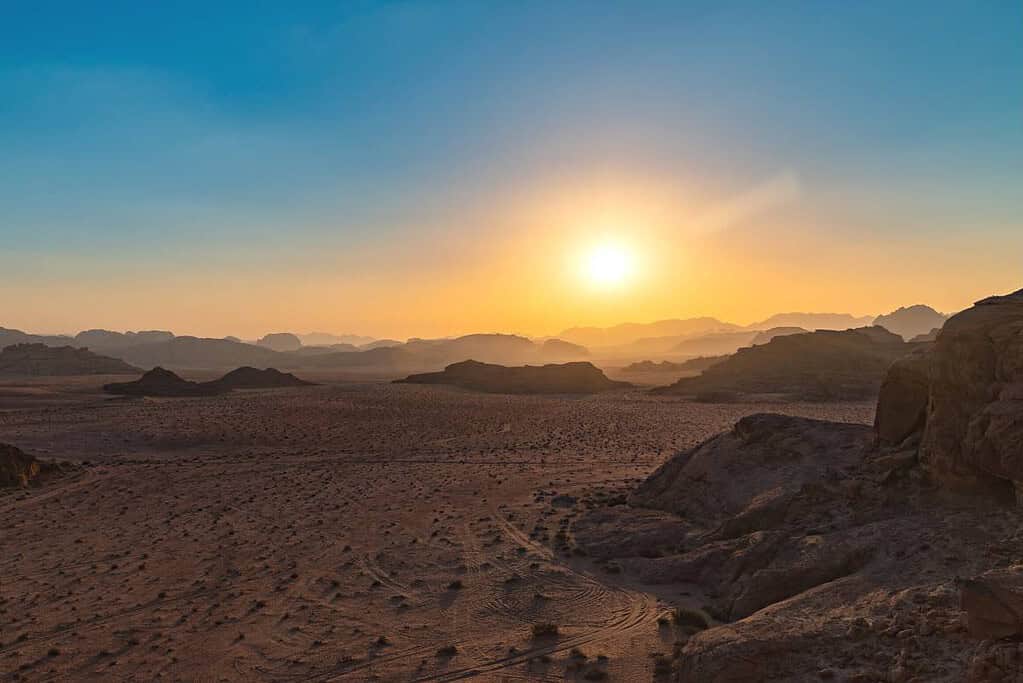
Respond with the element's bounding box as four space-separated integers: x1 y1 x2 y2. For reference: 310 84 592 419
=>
0 378 874 681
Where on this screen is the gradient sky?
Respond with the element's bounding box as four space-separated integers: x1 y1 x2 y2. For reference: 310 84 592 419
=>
2 1 1021 339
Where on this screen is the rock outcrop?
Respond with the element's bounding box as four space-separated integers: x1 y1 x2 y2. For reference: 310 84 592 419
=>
874 345 932 447
654 326 912 400
0 343 140 376
959 567 1023 640
104 367 229 397
104 366 316 397
568 287 1023 681
874 288 1023 497
395 360 630 394
212 366 315 390
0 443 61 487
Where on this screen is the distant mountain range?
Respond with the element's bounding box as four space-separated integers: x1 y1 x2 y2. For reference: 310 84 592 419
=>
0 304 952 374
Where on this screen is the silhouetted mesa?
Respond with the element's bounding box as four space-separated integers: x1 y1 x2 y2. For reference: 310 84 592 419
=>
653 326 913 401
875 287 1023 496
0 343 140 376
104 367 229 397
0 443 63 488
622 356 727 374
105 366 316 397
395 360 631 394
212 366 316 390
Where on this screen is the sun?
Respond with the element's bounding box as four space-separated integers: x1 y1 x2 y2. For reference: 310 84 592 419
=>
584 242 632 287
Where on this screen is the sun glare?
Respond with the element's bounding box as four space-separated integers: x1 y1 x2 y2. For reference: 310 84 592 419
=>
584 243 632 288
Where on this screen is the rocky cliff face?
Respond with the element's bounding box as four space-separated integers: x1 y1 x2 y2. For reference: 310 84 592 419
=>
875 288 1023 498
572 287 1023 681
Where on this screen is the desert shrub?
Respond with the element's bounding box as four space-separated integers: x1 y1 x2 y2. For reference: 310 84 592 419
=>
531 622 559 638
671 607 710 630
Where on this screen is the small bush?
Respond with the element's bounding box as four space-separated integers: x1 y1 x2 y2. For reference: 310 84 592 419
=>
531 622 559 639
671 607 710 631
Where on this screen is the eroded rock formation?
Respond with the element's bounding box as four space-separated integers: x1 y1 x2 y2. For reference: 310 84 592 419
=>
571 287 1023 681
395 360 630 394
875 288 1023 497
0 443 61 488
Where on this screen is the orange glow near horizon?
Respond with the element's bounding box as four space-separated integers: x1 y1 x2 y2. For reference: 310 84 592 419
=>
0 171 1017 341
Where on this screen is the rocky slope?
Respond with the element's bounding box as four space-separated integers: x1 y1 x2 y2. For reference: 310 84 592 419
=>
569 287 1023 681
395 360 631 394
654 326 913 400
0 343 139 376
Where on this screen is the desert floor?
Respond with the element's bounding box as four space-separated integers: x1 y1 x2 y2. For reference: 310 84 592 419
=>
0 378 874 681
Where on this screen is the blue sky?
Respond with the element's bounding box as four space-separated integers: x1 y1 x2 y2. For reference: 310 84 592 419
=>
2 1 1021 337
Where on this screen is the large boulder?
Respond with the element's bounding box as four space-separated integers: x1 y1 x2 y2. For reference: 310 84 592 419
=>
959 567 1023 640
874 345 932 447
904 288 1023 496
631 414 870 533
0 443 59 487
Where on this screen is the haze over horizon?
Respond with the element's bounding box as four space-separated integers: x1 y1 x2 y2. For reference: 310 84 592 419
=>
3 2 1020 339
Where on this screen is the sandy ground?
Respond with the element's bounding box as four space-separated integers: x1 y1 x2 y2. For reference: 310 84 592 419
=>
0 378 874 681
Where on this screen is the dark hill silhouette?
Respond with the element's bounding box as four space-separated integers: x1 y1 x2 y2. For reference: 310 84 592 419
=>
74 329 173 351
104 368 228 397
538 338 589 360
115 337 281 370
559 318 740 348
622 356 727 375
671 331 759 356
909 327 941 343
0 327 73 349
289 343 359 355
654 326 912 400
750 326 807 345
747 312 874 330
282 345 420 372
105 366 315 397
257 332 302 352
395 360 631 394
359 339 403 350
872 304 948 340
0 343 139 376
212 367 315 390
